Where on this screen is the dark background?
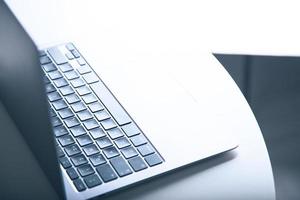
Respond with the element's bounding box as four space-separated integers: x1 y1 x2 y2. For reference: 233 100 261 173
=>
215 54 300 200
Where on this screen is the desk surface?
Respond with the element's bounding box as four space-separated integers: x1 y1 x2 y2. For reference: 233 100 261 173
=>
5 1 275 199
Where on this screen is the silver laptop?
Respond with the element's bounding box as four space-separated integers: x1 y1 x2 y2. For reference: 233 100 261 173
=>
0 2 237 200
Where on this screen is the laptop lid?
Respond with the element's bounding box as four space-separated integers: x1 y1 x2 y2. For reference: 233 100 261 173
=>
0 2 64 198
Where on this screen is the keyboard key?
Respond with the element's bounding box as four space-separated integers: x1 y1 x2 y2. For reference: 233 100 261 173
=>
56 146 65 157
88 102 104 112
71 49 80 58
71 154 88 166
77 57 86 66
42 63 57 72
51 116 62 127
58 108 74 119
84 174 102 188
64 117 80 128
137 144 155 156
121 123 141 137
65 93 80 104
70 78 85 88
103 146 119 159
77 164 95 177
83 144 100 156
48 47 68 65
89 127 106 139
43 75 50 84
58 63 73 72
65 70 79 80
64 144 81 156
45 83 56 93
94 110 110 121
114 137 131 149
82 72 99 84
107 127 124 139
53 125 68 137
58 135 75 147
96 137 113 149
71 102 86 113
70 125 86 137
59 157 72 168
90 81 131 125
49 107 56 117
110 156 133 177
65 52 75 60
77 135 93 146
40 55 52 65
39 50 46 56
66 43 75 51
128 156 148 172
77 85 91 96
73 179 86 192
144 153 163 167
53 77 68 88
83 119 99 130
77 65 91 74
82 93 97 104
66 167 79 180
96 164 118 182
47 91 62 102
77 110 93 121
101 118 117 130
90 154 106 166
130 134 147 146
59 85 74 96
48 70 63 80
120 146 138 159
52 99 68 110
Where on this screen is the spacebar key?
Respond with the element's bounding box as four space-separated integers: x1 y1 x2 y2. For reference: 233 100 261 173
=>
90 80 131 125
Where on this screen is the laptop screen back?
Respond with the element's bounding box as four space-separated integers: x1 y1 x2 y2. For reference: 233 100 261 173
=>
0 2 64 198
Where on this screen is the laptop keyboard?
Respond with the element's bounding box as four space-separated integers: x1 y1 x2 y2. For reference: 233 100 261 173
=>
39 43 163 192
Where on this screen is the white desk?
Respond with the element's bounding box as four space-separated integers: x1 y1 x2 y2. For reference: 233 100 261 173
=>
5 1 276 199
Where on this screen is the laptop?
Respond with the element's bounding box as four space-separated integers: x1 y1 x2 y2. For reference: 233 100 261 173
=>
0 2 237 200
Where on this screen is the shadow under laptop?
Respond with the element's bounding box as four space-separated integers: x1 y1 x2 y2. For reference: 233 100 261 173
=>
99 150 237 200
